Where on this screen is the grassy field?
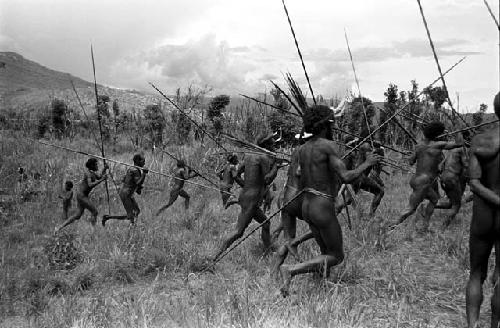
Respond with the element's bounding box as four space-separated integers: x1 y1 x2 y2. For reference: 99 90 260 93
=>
0 132 497 328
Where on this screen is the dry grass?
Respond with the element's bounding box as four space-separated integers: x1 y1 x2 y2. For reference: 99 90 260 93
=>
0 134 497 328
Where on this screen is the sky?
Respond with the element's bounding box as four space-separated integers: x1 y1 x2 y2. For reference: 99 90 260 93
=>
1 0 498 112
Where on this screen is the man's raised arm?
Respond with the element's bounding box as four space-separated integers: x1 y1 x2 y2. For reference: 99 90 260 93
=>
329 146 380 183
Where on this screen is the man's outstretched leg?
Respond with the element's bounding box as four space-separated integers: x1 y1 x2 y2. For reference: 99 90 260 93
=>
271 231 314 282
179 189 190 210
155 190 179 216
396 189 424 227
211 203 254 260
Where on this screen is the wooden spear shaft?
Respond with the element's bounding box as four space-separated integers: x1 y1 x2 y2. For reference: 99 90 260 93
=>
415 0 469 128
160 148 220 189
280 0 316 105
437 119 500 138
239 94 301 118
70 80 120 193
149 82 229 152
342 55 465 159
90 45 111 214
344 28 374 148
269 80 303 116
28 137 236 196
483 0 500 30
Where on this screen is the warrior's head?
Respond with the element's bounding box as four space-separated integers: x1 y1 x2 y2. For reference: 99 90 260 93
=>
303 105 334 140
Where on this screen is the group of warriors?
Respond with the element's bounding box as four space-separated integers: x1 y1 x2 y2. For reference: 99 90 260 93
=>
52 93 499 328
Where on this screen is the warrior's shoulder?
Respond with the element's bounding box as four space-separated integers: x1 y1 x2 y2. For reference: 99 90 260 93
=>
471 127 500 157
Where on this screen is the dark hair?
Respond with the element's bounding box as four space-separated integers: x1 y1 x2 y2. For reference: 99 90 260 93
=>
227 154 237 162
423 121 445 140
65 180 73 188
85 158 98 169
494 92 500 117
177 159 186 167
133 153 144 165
303 105 333 135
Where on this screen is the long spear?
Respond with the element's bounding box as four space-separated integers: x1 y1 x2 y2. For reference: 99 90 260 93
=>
344 28 374 148
149 82 229 152
415 0 469 128
90 45 111 214
437 119 499 139
160 147 220 189
70 80 120 193
377 106 418 144
221 133 291 162
26 137 235 196
269 80 303 116
280 0 316 105
342 56 466 159
482 0 500 30
239 94 301 118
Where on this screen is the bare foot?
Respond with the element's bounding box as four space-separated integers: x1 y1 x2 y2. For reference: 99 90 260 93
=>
279 265 292 298
101 215 109 227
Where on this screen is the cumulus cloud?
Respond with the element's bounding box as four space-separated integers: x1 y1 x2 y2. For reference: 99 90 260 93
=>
111 34 265 94
305 38 481 64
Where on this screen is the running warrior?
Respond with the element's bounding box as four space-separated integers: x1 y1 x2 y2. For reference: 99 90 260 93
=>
156 159 199 215
55 158 108 232
102 154 148 226
211 132 279 260
278 105 380 296
392 121 463 231
435 132 470 227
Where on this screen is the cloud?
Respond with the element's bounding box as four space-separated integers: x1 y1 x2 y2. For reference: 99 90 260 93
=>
305 38 481 64
259 73 278 81
111 34 262 93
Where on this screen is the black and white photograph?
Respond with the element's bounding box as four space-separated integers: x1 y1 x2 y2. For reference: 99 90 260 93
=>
0 0 499 327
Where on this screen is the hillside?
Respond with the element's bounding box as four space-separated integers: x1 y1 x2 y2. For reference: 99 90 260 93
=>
0 52 161 115
0 52 93 96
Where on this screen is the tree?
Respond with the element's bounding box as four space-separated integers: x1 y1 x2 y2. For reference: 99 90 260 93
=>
267 86 299 145
207 95 230 135
51 98 67 139
423 86 448 110
144 104 165 147
473 104 487 126
345 96 375 136
381 84 399 144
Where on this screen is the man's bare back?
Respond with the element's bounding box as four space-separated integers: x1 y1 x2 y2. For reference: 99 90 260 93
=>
278 105 379 296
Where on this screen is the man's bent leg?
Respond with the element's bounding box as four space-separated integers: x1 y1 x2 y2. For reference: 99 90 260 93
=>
280 198 344 297
271 231 314 282
397 190 424 225
156 189 180 216
361 177 384 216
56 203 84 232
179 189 190 210
420 185 439 232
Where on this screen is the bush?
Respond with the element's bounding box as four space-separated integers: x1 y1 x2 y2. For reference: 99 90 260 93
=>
44 233 83 271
